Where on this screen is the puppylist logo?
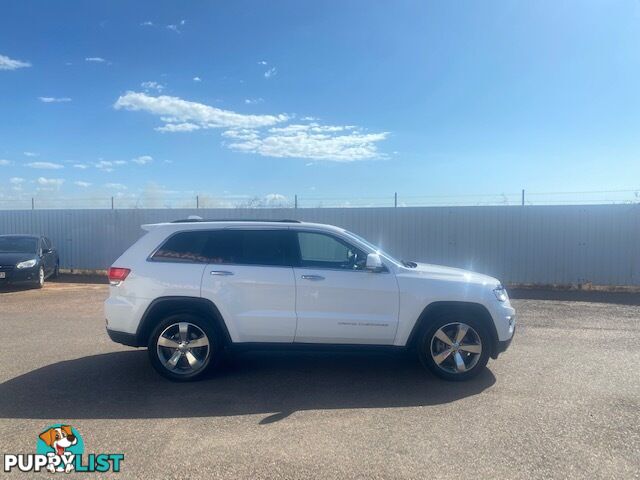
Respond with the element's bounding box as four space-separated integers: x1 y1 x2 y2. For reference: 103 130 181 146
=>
3 424 124 473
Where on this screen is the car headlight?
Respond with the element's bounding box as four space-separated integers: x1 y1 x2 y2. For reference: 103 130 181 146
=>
16 259 37 269
493 285 508 302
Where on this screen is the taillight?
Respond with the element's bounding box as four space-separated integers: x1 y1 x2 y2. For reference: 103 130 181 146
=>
108 267 130 285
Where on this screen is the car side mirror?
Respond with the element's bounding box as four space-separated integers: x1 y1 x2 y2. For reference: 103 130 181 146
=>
365 253 384 272
42 248 52 254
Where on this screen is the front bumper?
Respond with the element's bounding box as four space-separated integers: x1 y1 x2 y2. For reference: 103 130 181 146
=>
494 325 515 357
0 266 39 285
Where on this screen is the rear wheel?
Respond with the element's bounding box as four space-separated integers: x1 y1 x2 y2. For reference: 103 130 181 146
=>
418 312 491 381
148 313 221 381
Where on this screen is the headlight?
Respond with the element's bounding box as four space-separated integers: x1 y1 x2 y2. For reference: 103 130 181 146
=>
16 259 37 269
493 285 508 302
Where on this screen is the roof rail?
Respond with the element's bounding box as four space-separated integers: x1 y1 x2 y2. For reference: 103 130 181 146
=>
170 218 302 224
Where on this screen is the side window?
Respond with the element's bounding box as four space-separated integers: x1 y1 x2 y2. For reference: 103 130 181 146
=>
297 231 368 270
201 230 241 264
151 231 211 263
43 238 51 250
151 229 294 266
237 230 292 267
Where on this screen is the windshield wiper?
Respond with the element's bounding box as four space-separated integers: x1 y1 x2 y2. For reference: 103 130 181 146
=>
401 260 417 268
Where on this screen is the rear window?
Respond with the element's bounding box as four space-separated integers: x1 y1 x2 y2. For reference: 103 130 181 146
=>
151 231 211 263
151 229 293 266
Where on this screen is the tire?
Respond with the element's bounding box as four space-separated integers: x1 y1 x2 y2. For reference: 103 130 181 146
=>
35 266 45 289
148 313 222 382
418 311 491 381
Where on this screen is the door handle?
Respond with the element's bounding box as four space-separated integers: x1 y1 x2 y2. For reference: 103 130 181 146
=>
301 274 325 281
210 270 234 276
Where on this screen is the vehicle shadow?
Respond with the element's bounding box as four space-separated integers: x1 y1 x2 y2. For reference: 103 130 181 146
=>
0 350 495 423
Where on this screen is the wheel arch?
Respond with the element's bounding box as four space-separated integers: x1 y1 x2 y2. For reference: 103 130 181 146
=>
405 301 500 358
135 296 232 347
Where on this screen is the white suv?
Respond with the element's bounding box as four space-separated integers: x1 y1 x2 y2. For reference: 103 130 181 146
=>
105 219 515 381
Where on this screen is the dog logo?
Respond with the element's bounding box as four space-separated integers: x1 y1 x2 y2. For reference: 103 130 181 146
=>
38 425 79 473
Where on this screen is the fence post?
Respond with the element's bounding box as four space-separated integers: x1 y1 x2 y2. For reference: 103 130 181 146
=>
294 195 298 209
394 192 398 208
521 189 525 206
111 196 114 210
31 197 34 210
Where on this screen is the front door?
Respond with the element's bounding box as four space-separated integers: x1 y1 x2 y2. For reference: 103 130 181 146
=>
292 230 399 345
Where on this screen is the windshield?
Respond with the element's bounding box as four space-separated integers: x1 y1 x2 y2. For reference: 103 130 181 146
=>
0 237 38 254
342 230 401 265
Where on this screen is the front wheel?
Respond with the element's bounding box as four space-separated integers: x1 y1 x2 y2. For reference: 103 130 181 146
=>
418 313 491 381
35 266 45 289
148 313 221 381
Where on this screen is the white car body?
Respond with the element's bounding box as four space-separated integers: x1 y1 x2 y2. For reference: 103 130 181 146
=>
105 220 515 378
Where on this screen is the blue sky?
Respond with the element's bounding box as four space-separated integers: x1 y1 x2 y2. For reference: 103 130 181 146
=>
1 0 640 207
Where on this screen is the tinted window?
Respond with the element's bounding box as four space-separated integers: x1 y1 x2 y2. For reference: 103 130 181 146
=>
297 231 367 270
151 231 212 263
42 238 51 250
152 229 293 266
237 230 291 266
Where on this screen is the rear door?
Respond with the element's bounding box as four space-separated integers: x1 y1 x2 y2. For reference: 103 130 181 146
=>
292 230 400 345
200 229 297 343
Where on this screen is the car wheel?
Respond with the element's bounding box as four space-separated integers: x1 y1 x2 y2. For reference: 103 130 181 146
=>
36 266 45 289
148 313 221 381
418 312 491 381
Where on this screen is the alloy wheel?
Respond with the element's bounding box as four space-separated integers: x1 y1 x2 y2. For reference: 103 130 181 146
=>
430 322 482 374
156 322 211 375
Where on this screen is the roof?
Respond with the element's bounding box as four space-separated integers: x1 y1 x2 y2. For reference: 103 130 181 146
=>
141 219 345 234
0 234 40 238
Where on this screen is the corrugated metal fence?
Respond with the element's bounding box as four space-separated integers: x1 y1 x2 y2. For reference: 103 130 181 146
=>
0 205 638 285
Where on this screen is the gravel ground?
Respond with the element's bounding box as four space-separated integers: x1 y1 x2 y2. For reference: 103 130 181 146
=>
0 281 638 479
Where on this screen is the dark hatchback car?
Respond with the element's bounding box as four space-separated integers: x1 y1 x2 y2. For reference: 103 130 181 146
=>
0 235 59 288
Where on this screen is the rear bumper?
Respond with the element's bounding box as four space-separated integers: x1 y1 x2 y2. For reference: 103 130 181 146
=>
106 328 141 347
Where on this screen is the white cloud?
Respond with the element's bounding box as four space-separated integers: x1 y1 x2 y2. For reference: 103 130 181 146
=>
132 155 153 165
244 98 263 105
74 181 91 187
0 159 11 166
264 193 288 206
39 96 72 103
155 122 201 133
223 123 389 162
140 21 154 26
258 61 268 65
85 57 106 63
95 160 115 171
37 177 64 188
114 93 389 161
9 177 25 184
27 161 64 169
264 67 277 79
114 91 288 130
73 163 88 169
114 160 127 165
192 76 202 82
166 20 185 33
23 151 38 157
104 183 127 190
0 54 31 70
141 81 164 92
